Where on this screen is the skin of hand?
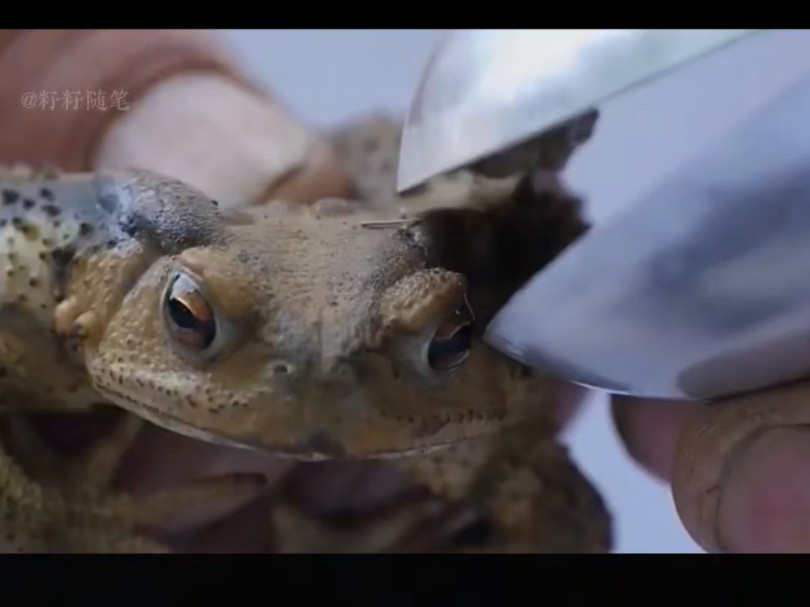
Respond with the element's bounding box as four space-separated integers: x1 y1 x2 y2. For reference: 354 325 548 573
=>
26 72 587 552
613 385 810 553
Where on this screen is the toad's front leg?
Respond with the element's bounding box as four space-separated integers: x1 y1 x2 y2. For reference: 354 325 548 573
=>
0 433 167 553
0 411 267 553
1 409 144 489
394 419 613 553
0 448 266 553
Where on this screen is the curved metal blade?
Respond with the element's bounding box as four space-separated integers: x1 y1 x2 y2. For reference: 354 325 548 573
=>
485 71 810 401
397 29 759 193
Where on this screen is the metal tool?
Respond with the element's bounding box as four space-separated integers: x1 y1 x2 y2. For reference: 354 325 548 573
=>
394 29 810 401
396 29 757 193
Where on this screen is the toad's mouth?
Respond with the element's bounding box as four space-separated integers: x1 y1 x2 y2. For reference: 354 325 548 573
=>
93 381 355 461
93 381 460 462
138 406 259 452
93 381 258 449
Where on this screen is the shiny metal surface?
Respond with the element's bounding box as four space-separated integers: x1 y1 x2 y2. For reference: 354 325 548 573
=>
485 72 810 401
396 29 758 193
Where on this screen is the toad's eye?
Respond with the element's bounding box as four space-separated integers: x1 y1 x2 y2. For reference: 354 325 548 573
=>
426 299 475 373
164 272 217 353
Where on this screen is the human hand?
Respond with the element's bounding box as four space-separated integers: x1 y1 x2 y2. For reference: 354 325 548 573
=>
613 381 810 553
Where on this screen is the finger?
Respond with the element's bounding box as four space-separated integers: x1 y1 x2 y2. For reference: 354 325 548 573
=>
671 379 810 552
113 421 294 495
167 493 273 553
25 409 294 496
548 380 589 434
136 473 268 538
269 495 457 553
262 138 353 205
283 460 418 518
611 395 702 482
94 74 353 208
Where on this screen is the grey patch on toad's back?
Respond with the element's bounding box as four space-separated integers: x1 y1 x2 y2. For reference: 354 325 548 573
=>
0 176 114 320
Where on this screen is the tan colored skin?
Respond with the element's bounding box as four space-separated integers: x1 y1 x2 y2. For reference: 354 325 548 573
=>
0 117 611 552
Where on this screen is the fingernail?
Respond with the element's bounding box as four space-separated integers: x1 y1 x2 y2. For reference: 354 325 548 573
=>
717 426 810 552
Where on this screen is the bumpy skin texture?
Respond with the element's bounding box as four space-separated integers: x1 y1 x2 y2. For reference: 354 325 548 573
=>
0 116 611 552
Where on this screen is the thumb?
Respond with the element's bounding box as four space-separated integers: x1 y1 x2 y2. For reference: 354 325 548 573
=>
93 73 353 207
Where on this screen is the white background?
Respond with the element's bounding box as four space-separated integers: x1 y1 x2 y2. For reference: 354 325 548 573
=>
220 29 810 552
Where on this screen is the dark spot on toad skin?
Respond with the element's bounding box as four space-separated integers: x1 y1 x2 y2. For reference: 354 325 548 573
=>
50 247 76 294
39 188 54 201
41 205 60 217
2 190 19 205
20 224 39 240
